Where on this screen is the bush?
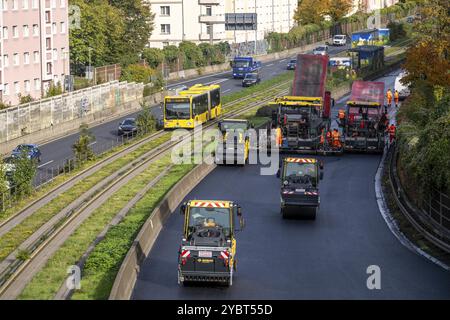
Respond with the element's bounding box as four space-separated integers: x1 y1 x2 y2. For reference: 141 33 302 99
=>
162 45 179 65
142 47 164 69
387 21 407 41
179 41 204 69
121 64 156 84
18 94 34 104
45 83 63 98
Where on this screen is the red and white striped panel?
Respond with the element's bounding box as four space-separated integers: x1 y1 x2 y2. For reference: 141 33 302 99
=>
282 190 295 194
285 158 316 163
305 191 318 195
191 201 227 208
181 250 191 258
219 251 230 260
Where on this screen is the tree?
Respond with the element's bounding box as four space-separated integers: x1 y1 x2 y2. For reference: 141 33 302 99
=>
18 94 34 104
136 101 157 135
11 150 37 197
0 160 10 210
121 64 155 84
142 48 164 69
109 0 155 66
294 0 327 25
45 83 63 98
326 0 353 22
73 123 96 165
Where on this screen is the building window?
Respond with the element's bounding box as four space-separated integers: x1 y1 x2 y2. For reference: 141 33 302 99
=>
161 24 170 35
4 83 9 96
46 62 52 74
53 48 58 60
162 42 169 47
60 22 66 33
24 52 30 64
160 6 170 16
12 26 18 38
46 37 51 50
34 78 40 91
14 82 20 94
206 24 212 35
12 0 18 10
2 0 8 10
206 6 212 16
23 25 29 37
45 11 51 24
3 55 8 67
33 51 39 63
33 24 39 36
32 0 38 8
60 0 65 8
13 53 19 66
51 0 56 8
2 27 8 39
24 80 31 93
22 0 28 9
52 22 57 34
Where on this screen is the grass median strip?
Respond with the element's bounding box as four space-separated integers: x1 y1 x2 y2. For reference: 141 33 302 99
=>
0 134 171 262
18 153 188 300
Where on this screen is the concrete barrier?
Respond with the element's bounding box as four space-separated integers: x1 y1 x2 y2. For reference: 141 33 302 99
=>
109 162 216 300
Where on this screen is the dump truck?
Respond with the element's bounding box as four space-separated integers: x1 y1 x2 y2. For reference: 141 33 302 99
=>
215 119 251 165
342 81 387 153
178 200 244 286
277 157 323 219
270 54 333 153
232 56 261 79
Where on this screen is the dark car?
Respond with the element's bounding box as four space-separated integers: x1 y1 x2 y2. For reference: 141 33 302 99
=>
287 58 297 70
118 118 137 136
242 73 261 87
11 144 41 162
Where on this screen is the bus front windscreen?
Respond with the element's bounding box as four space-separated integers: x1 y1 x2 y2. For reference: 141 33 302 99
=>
165 99 191 119
234 60 250 68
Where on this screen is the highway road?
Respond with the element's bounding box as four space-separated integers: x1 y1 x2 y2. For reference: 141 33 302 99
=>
131 71 450 299
29 44 350 184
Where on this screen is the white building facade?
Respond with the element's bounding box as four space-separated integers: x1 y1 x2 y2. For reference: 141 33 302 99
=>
147 0 297 49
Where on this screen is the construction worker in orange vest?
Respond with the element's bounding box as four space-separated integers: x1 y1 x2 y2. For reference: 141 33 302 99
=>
332 129 341 149
386 88 393 108
388 124 396 144
394 90 399 108
275 127 283 147
326 130 332 146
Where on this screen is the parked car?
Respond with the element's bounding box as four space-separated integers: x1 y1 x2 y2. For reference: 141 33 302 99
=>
118 118 138 136
332 34 347 46
286 58 297 70
242 72 261 87
11 144 41 162
313 45 329 56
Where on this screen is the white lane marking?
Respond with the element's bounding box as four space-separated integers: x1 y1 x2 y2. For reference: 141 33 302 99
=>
38 160 54 168
279 59 286 62
166 71 231 88
266 63 274 67
223 89 231 93
89 141 97 146
204 78 229 86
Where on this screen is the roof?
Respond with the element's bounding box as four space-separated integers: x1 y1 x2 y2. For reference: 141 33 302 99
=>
189 200 232 208
166 84 220 99
284 158 317 163
221 119 248 123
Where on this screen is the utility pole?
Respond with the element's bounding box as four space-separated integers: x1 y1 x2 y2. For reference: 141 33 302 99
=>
88 47 93 84
254 0 257 55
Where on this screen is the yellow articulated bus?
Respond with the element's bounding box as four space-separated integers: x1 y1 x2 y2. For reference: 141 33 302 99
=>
163 84 222 129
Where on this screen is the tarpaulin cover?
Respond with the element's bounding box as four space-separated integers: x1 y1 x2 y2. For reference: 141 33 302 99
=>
292 54 328 98
350 80 385 105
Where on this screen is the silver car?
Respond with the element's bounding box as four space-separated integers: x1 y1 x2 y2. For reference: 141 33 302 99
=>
313 45 329 56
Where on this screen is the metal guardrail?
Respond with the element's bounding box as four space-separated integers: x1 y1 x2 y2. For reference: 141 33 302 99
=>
387 144 450 253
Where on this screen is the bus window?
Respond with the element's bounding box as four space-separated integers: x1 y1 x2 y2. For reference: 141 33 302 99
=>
165 98 191 119
211 89 221 108
193 93 208 116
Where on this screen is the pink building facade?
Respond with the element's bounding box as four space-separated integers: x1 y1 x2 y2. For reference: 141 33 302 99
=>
0 0 69 106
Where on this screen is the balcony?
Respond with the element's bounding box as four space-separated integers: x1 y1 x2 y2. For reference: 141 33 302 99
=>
199 15 225 24
199 33 222 41
199 0 221 4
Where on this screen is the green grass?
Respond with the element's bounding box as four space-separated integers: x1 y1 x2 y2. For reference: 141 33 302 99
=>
18 154 186 300
0 134 171 261
70 163 195 300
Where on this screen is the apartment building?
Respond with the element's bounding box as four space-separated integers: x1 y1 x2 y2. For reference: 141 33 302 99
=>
0 0 70 106
147 0 297 49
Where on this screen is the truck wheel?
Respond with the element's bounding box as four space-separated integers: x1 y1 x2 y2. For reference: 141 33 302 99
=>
310 208 317 220
281 208 288 219
233 259 237 271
